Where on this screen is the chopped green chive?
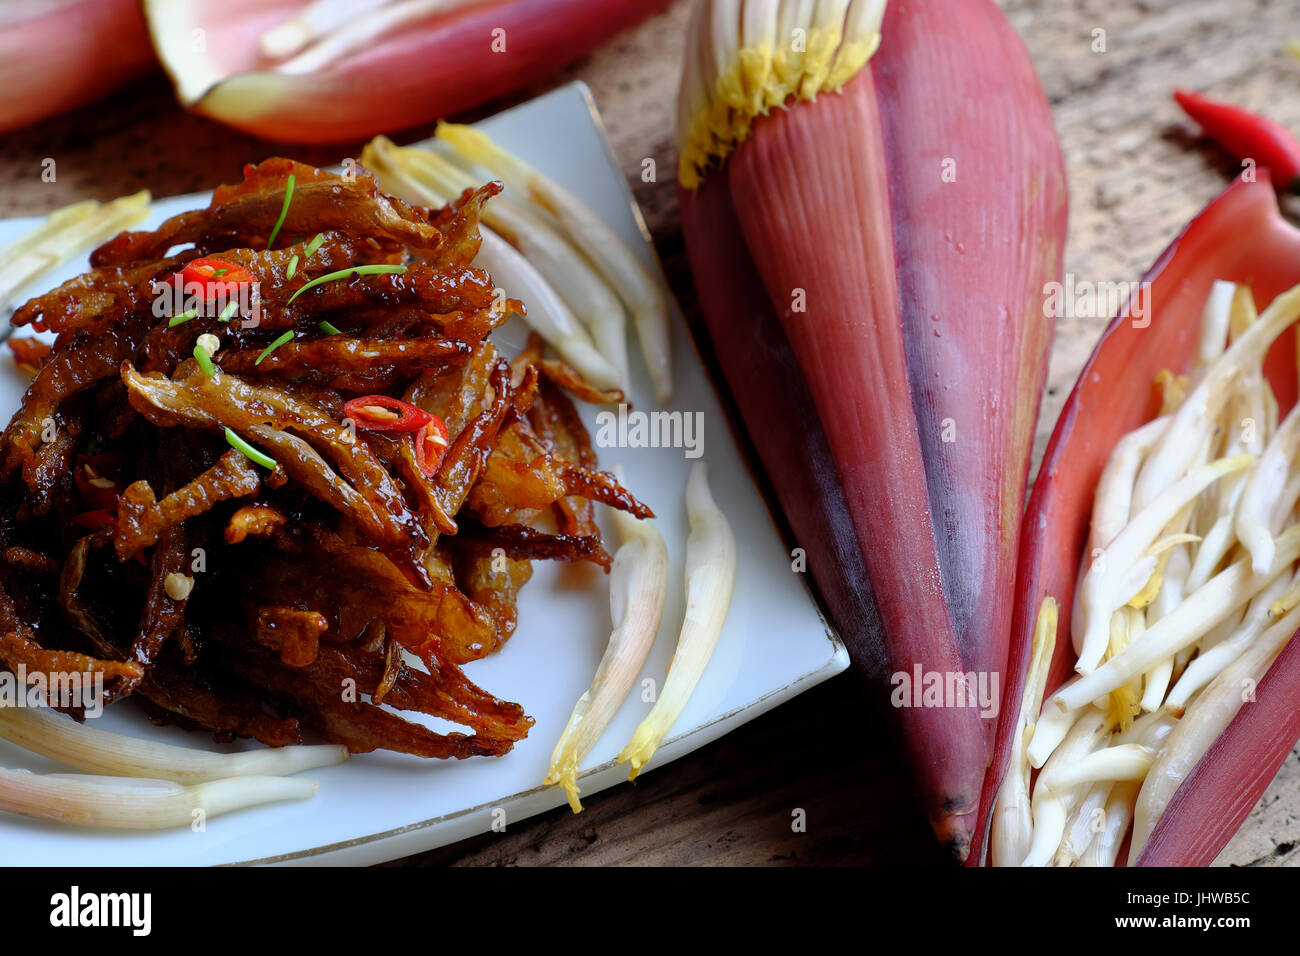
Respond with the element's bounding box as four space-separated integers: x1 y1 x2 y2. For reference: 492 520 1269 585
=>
255 330 295 366
265 173 296 249
318 320 343 335
169 307 199 327
302 233 326 260
193 344 216 378
224 428 276 470
286 264 407 304
286 254 300 280
212 268 229 277
219 299 240 322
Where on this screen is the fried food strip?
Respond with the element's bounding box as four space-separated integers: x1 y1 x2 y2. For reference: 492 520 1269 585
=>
301 527 495 659
370 430 459 537
249 424 405 547
507 331 623 404
280 261 497 322
374 632 400 704
392 644 532 741
219 335 471 385
116 450 260 558
224 504 288 544
22 407 80 516
135 664 302 748
308 699 512 757
133 525 192 667
57 532 116 654
253 606 328 667
11 253 194 334
220 232 397 288
563 464 654 519
391 344 504 538
121 362 422 551
408 340 497 429
467 420 569 526
324 630 532 742
3 546 60 575
2 319 143 478
530 377 610 567
329 303 509 345
452 543 533 659
15 260 194 337
91 159 445 267
458 518 602 563
536 357 624 405
7 337 51 375
56 529 187 689
433 358 525 526
219 636 519 758
425 182 501 269
0 631 144 688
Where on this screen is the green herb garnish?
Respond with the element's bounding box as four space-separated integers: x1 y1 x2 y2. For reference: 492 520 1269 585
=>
219 299 240 322
303 233 326 260
224 428 276 470
193 344 216 378
286 254 300 280
265 173 296 249
286 264 407 304
168 307 199 327
255 330 295 366
318 320 343 336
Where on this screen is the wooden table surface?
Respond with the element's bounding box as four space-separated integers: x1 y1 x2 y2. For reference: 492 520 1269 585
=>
3 0 1298 866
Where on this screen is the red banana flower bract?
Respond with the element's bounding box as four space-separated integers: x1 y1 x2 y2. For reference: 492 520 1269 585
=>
0 0 155 134
678 0 1066 858
972 173 1300 866
143 0 674 143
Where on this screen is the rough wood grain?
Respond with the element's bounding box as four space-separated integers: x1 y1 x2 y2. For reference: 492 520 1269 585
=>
1 0 1297 866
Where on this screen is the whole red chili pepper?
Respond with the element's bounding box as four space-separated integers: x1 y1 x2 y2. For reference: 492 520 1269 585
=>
342 395 432 432
1174 88 1300 193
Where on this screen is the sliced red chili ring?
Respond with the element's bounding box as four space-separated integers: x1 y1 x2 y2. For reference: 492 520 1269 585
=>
71 509 147 564
343 395 432 432
72 509 118 532
413 417 450 478
72 512 148 564
180 256 255 296
73 454 122 512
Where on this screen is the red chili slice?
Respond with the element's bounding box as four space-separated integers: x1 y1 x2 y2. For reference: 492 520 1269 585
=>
413 417 450 478
71 508 148 565
180 256 255 296
73 454 121 511
343 395 432 432
73 509 118 533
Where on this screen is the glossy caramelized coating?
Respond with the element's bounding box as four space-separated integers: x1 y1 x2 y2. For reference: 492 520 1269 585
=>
0 159 652 759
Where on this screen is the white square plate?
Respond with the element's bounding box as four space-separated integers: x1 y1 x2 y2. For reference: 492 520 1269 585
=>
0 82 847 866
